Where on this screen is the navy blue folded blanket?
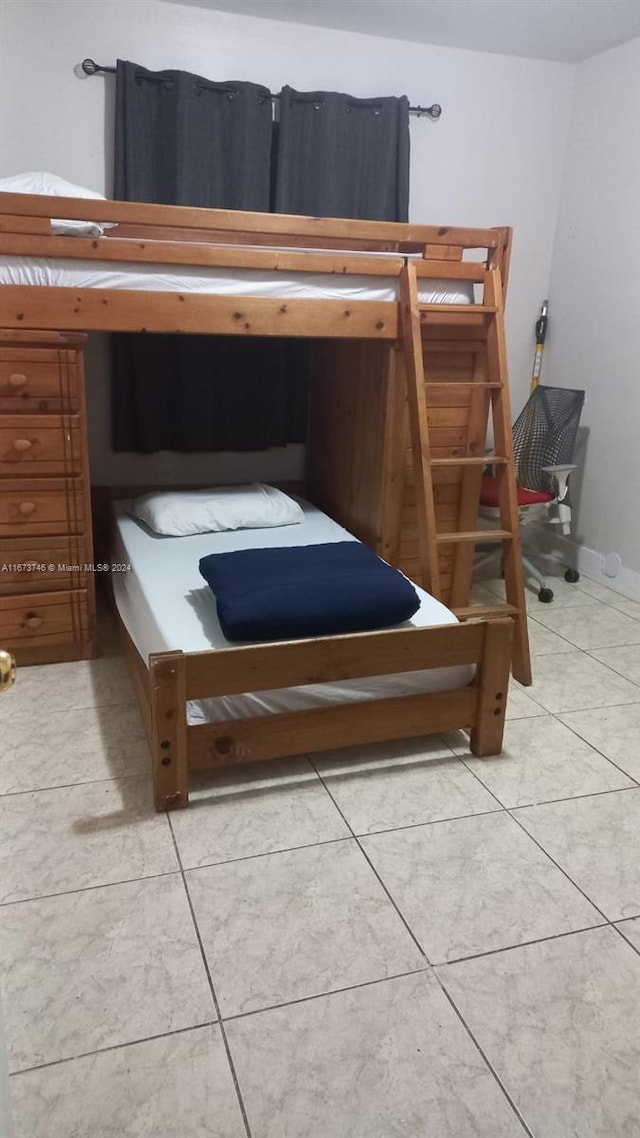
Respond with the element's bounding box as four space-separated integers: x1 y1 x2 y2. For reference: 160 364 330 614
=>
198 541 421 642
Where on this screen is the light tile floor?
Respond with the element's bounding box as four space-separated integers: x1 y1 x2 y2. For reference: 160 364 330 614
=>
3 573 640 1137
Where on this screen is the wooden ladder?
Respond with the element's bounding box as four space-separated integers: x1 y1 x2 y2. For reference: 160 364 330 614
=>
399 261 532 686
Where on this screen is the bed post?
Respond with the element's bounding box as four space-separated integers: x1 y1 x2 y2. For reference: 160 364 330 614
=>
469 620 512 757
149 651 188 811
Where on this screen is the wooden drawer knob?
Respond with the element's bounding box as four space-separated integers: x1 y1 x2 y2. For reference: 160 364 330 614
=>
8 373 28 388
18 501 37 515
13 438 33 451
24 612 44 630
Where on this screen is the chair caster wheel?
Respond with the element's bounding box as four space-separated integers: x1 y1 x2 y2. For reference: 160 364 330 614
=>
538 587 554 603
564 568 580 583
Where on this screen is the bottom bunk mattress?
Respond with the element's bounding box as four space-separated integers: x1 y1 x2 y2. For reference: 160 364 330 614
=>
111 498 474 724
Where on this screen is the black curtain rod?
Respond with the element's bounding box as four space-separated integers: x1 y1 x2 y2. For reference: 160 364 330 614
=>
80 58 442 118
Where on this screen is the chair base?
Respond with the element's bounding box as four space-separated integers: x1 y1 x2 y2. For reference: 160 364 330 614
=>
475 546 581 604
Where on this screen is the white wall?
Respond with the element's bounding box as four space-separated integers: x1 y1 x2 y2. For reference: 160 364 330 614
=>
0 0 574 484
543 36 640 588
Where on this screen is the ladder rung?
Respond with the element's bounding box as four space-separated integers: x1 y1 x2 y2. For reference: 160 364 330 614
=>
418 304 498 314
425 382 502 391
436 530 512 544
431 456 507 467
454 603 519 620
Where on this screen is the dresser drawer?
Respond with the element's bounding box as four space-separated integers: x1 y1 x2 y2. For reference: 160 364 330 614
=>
0 415 83 476
0 589 90 650
0 534 91 594
0 479 86 536
0 349 78 413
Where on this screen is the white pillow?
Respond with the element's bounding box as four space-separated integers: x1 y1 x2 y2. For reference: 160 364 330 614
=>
129 483 304 537
0 172 114 237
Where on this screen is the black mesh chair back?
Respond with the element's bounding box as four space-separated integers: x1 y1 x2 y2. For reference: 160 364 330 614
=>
512 385 585 495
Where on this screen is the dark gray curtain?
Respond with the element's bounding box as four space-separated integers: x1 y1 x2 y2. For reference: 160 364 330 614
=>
112 60 309 453
114 60 273 207
274 87 410 222
113 335 309 453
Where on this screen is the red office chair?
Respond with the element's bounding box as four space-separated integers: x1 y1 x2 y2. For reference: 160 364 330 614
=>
478 385 585 603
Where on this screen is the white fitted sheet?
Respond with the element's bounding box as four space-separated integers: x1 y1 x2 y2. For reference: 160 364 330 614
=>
111 499 473 725
0 251 474 305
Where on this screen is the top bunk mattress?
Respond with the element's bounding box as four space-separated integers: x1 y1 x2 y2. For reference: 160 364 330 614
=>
0 251 474 305
111 497 474 724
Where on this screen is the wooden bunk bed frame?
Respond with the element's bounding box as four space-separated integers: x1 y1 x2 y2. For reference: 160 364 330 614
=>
0 192 526 810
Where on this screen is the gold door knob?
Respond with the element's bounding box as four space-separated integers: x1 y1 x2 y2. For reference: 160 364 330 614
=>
0 650 16 692
18 501 36 515
13 438 33 451
8 373 27 388
24 613 44 630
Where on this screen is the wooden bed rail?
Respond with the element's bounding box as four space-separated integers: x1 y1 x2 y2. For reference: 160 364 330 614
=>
182 621 490 699
0 287 402 338
0 231 491 281
0 192 508 257
188 688 479 770
146 617 512 810
0 195 512 333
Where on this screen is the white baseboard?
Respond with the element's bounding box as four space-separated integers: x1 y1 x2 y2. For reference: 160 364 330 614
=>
527 525 640 603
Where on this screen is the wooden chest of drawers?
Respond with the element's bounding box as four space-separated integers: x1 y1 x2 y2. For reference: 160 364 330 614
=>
0 331 96 664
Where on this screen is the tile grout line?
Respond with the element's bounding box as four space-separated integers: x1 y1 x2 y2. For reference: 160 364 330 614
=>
0 799 504 909
549 708 640 791
574 576 640 614
461 624 640 794
0 771 147 799
506 806 613 924
0 868 181 909
307 757 536 1138
515 651 640 705
307 756 432 964
611 922 640 960
9 1021 219 1079
167 815 254 1138
512 591 640 685
460 764 640 809
220 965 432 1025
221 921 632 1023
539 648 640 777
4 698 139 719
434 921 611 968
511 691 640 715
583 645 640 687
528 604 640 654
462 629 640 929
13 922 636 1081
458 747 616 926
434 974 536 1138
178 834 352 874
527 613 594 654
0 771 151 803
8 969 437 1076
178 803 505 873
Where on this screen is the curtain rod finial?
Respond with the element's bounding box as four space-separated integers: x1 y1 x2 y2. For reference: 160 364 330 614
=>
80 58 118 77
411 103 442 119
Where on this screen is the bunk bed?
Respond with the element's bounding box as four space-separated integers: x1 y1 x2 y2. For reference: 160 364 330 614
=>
0 191 526 810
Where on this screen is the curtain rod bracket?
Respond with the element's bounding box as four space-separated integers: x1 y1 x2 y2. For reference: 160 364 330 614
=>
79 59 442 117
